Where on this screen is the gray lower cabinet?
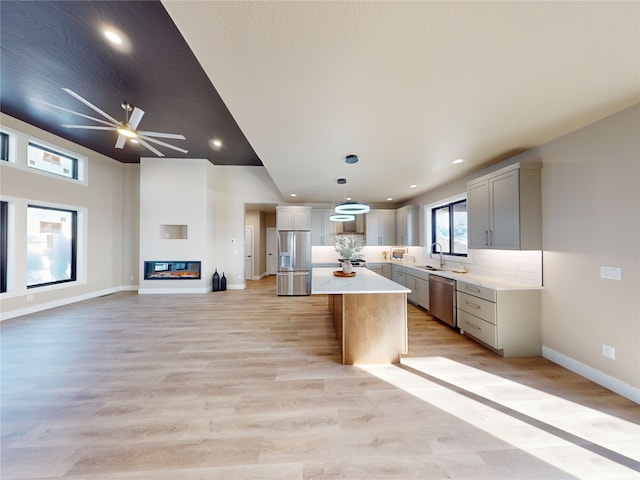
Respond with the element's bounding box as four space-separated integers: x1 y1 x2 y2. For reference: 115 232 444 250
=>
391 264 406 286
368 263 392 280
456 280 541 357
406 270 429 310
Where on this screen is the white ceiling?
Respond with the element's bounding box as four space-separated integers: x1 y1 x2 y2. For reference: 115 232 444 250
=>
163 1 639 206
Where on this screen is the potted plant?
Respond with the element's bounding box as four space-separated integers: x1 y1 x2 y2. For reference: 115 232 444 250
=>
335 236 364 274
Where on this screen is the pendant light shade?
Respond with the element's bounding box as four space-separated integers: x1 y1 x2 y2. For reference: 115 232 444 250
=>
334 201 370 214
329 213 356 222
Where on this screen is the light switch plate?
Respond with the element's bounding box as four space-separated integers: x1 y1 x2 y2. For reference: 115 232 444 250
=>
602 344 616 359
600 266 622 280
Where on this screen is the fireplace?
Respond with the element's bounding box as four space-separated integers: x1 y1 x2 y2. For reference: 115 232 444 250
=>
144 261 201 280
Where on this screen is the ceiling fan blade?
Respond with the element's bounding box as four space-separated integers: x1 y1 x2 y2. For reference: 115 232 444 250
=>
137 138 164 157
62 88 121 125
62 124 118 131
115 134 127 149
137 131 186 140
128 107 145 130
31 98 117 127
138 135 189 154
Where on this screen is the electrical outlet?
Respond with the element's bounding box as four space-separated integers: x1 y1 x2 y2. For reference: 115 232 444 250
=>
602 344 616 359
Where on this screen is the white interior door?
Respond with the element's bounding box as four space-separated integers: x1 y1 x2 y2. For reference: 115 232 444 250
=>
244 226 254 281
266 227 277 275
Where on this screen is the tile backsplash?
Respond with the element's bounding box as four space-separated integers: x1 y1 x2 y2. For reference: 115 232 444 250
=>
312 245 542 286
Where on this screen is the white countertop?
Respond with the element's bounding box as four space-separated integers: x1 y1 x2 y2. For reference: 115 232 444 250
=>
312 267 410 295
389 262 542 290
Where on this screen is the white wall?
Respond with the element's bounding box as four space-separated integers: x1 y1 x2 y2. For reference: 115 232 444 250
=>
0 114 133 320
213 165 286 289
538 105 639 398
138 158 215 293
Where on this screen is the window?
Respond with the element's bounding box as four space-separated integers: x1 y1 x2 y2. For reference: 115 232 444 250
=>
0 201 7 293
0 132 9 161
27 205 77 288
27 142 78 179
431 199 467 256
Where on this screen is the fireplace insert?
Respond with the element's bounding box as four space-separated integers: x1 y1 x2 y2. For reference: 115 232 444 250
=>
144 261 201 280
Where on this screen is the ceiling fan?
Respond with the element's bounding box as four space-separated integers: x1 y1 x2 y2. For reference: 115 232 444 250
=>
31 88 187 157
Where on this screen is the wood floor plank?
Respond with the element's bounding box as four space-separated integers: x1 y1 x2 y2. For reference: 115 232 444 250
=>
1 276 638 479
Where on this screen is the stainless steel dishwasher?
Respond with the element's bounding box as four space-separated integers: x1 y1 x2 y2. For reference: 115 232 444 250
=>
428 275 457 327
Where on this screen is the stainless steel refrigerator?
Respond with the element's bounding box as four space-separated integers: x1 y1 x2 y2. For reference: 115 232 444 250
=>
276 230 311 295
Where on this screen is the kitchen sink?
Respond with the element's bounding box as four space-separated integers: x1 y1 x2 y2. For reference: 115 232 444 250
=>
417 265 443 271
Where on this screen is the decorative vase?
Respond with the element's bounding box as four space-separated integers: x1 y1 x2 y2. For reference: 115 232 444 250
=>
212 268 220 292
342 260 353 275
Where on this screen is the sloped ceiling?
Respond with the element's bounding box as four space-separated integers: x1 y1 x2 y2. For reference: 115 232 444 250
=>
0 1 261 166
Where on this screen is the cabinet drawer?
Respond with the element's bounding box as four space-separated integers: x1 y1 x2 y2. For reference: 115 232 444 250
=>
456 280 496 302
458 310 498 348
457 292 496 325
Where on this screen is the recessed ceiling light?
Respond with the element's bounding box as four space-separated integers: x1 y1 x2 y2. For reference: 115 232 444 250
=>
409 184 417 189
210 138 223 151
101 26 131 53
290 193 297 197
387 197 393 201
104 30 123 45
452 158 464 164
346 197 352 201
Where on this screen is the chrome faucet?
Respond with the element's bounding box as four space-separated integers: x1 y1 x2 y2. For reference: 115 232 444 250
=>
430 242 445 268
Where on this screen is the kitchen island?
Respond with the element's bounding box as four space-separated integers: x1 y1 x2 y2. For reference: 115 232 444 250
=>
312 267 410 365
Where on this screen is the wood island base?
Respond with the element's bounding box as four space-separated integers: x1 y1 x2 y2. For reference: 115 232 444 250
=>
329 293 408 365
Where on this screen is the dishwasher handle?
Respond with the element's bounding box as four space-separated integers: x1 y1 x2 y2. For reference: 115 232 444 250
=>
430 275 455 287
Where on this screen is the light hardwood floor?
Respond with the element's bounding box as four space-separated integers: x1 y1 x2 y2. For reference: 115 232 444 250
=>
1 276 639 479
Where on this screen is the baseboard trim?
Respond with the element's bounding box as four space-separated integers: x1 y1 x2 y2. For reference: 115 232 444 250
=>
542 345 640 404
1 285 130 321
138 287 210 294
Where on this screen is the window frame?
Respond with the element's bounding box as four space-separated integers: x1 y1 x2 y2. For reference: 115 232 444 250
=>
27 141 79 180
430 198 468 257
26 204 78 289
0 201 7 293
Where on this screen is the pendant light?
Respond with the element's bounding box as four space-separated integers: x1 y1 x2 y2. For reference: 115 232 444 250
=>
329 178 355 222
334 155 369 214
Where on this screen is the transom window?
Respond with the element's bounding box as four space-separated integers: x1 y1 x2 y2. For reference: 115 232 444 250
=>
27 205 77 288
431 199 467 256
27 142 78 179
0 132 9 161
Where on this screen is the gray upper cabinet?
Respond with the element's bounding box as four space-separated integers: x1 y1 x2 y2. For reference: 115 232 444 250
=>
310 209 336 246
395 205 418 246
467 163 541 250
276 206 312 231
366 209 396 246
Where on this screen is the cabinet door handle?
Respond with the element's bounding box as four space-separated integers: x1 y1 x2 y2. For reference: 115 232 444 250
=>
485 230 489 246
465 285 481 293
465 320 482 331
465 301 481 309
489 230 493 246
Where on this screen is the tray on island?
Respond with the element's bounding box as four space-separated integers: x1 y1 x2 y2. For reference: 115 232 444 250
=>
333 270 356 277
